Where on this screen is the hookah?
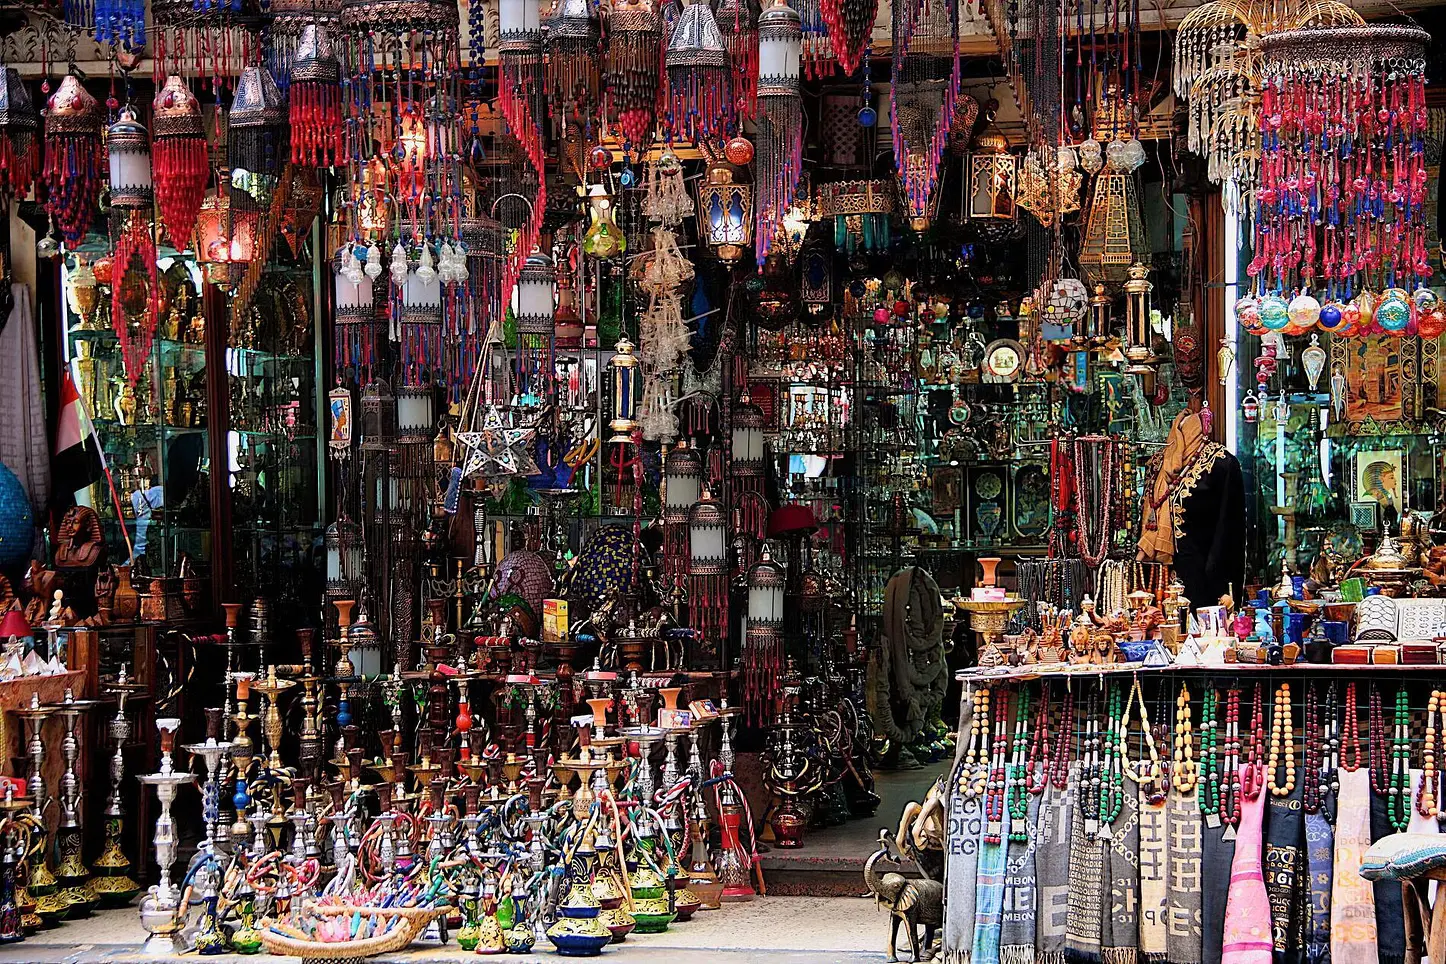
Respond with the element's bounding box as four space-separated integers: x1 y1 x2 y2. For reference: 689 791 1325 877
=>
182 708 234 864
0 790 31 944
137 718 194 956
712 699 759 901
52 688 99 916
252 665 298 774
14 695 61 924
228 672 260 850
91 667 146 906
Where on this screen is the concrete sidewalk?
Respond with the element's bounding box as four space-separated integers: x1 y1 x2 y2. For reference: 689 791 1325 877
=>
0 896 895 963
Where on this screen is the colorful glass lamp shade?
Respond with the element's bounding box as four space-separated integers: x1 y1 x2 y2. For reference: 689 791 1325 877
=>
0 66 38 202
606 0 663 154
696 161 753 264
227 65 287 211
964 126 1016 244
43 75 103 244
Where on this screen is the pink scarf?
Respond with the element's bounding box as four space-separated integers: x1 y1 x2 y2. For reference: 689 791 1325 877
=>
1221 773 1272 964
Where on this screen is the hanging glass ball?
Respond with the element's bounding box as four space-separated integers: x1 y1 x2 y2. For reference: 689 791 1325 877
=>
1376 289 1412 334
1419 307 1446 340
1257 294 1290 332
1079 138 1104 174
724 136 754 166
858 105 877 127
619 167 636 188
1317 302 1346 333
1338 301 1362 336
1412 286 1440 313
1235 295 1262 335
1286 293 1321 332
589 146 613 170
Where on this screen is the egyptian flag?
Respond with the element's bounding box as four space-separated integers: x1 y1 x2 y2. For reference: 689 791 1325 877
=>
53 371 106 495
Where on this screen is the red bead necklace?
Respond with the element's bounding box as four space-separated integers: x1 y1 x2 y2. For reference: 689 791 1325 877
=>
1049 686 1074 791
1222 687 1242 836
1027 682 1052 794
1303 682 1323 814
1369 685 1389 795
1241 683 1265 801
1342 682 1362 771
984 689 1010 843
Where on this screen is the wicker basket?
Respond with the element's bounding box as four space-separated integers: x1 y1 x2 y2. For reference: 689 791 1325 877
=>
259 905 451 961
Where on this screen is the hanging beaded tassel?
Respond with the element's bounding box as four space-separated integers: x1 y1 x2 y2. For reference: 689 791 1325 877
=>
665 0 734 142
545 0 602 131
92 0 147 50
795 0 831 80
150 75 208 249
0 66 38 203
290 23 343 167
111 216 160 385
606 0 663 156
43 76 102 244
754 0 803 264
227 65 288 212
716 0 759 122
819 0 875 76
890 0 959 233
498 31 547 307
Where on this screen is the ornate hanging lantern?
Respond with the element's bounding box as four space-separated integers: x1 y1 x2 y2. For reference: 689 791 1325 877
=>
716 0 759 122
396 244 444 386
151 76 208 250
890 0 960 235
964 125 1015 243
545 0 602 127
106 107 152 210
731 394 766 481
496 0 547 309
325 518 365 600
43 75 103 244
289 23 342 167
666 0 733 142
743 548 785 723
696 160 753 264
663 441 703 582
0 66 38 203
1079 137 1148 290
606 0 663 156
228 65 287 211
108 106 160 386
819 0 875 76
608 338 642 443
333 243 379 378
1122 262 1155 374
515 253 556 402
688 489 729 668
754 0 803 264
816 179 893 253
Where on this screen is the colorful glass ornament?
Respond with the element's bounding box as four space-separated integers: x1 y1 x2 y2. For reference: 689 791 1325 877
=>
43 75 102 244
1286 293 1320 333
150 76 208 250
289 24 343 167
1257 294 1290 332
1317 301 1346 334
1301 334 1327 392
0 65 38 203
1375 289 1412 335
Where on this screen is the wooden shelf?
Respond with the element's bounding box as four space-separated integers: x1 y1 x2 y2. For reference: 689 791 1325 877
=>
958 660 1446 684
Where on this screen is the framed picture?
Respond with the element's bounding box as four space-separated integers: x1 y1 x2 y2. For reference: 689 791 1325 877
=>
1349 501 1380 532
1353 450 1405 516
931 466 962 512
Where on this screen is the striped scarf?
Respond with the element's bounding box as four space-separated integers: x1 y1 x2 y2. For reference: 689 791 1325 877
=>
945 776 985 964
1167 789 1204 964
975 835 1010 964
1001 794 1042 964
1330 769 1377 964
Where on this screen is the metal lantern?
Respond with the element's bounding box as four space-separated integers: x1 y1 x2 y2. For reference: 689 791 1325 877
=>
545 0 602 121
325 518 365 598
964 126 1016 244
43 75 104 244
666 0 734 141
696 161 754 264
606 0 662 153
731 394 766 478
0 65 38 202
515 252 556 399
608 338 641 443
663 441 704 581
1088 283 1111 342
1123 262 1155 373
1079 144 1148 291
754 0 802 264
399 246 444 381
689 490 728 572
333 244 378 376
689 488 729 666
107 107 153 209
227 65 287 211
716 0 759 122
395 385 434 442
290 23 343 167
360 379 397 450
744 547 785 721
151 75 207 249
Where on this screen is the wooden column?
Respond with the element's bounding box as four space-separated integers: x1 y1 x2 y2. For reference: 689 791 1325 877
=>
203 283 233 610
1201 192 1227 443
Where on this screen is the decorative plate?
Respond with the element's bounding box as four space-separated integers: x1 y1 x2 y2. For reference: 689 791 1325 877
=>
982 339 1024 382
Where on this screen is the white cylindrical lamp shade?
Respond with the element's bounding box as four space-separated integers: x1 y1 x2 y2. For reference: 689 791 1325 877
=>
757 0 801 83
500 0 541 34
396 386 434 440
731 396 766 476
746 554 786 626
107 107 153 208
689 494 728 575
516 253 556 333
664 443 703 522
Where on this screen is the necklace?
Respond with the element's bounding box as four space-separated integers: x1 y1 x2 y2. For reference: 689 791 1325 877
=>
1098 683 1125 836
985 689 1011 843
1124 677 1165 803
1200 687 1221 825
1369 686 1389 795
1082 689 1103 837
1304 683 1323 813
1049 686 1074 791
1222 687 1242 839
1073 437 1116 568
1418 690 1442 820
1174 683 1198 793
1388 687 1410 832
1027 682 1051 794
1007 688 1032 842
1266 683 1296 797
1242 683 1266 801
963 686 991 798
1342 682 1362 771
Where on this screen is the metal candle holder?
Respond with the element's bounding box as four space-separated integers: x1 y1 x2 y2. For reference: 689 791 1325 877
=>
138 718 193 956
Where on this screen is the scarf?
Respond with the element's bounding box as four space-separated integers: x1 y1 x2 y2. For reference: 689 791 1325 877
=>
1138 410 1220 565
975 834 1009 964
0 286 49 517
1002 795 1042 964
1103 783 1141 964
1140 788 1170 964
1266 782 1306 964
1037 778 1074 964
945 768 986 964
1204 815 1237 964
1066 799 1107 964
879 566 948 746
1304 804 1334 964
1370 783 1407 964
1330 768 1377 964
1168 789 1204 964
1222 779 1273 964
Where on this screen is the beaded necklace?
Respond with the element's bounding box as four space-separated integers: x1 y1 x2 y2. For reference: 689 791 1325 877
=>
985 689 1011 842
1242 683 1266 801
1418 689 1442 820
1369 686 1389 795
1098 683 1125 837
1048 686 1074 791
1222 687 1242 839
1324 682 1341 809
1174 683 1198 794
1007 688 1032 842
1124 677 1165 804
1304 682 1323 813
962 686 991 798
1082 689 1103 837
1342 682 1362 771
1266 682 1296 797
1388 687 1411 832
1199 687 1221 826
1026 682 1052 794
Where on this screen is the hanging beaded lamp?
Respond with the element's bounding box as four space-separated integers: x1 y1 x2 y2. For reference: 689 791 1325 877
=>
43 75 103 244
889 0 960 234
605 0 663 156
332 243 380 381
666 0 734 142
0 65 38 203
267 0 343 86
289 23 343 167
150 76 208 250
818 0 874 76
716 0 759 122
754 0 803 264
107 107 160 386
227 65 288 212
545 0 602 129
495 0 547 307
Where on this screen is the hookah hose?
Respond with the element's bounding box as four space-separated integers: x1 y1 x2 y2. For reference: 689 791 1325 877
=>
707 760 767 896
595 790 636 910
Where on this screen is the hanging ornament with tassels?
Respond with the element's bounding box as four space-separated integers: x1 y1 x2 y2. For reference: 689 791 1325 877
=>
496 0 547 306
819 0 875 76
151 75 209 249
716 0 759 122
107 106 160 386
0 64 39 203
605 0 662 157
289 23 342 167
665 0 733 142
545 0 602 133
889 0 959 232
754 0 802 264
43 75 102 244
228 65 288 212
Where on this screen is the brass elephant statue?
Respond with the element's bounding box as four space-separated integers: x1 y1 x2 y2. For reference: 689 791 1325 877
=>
865 828 944 962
